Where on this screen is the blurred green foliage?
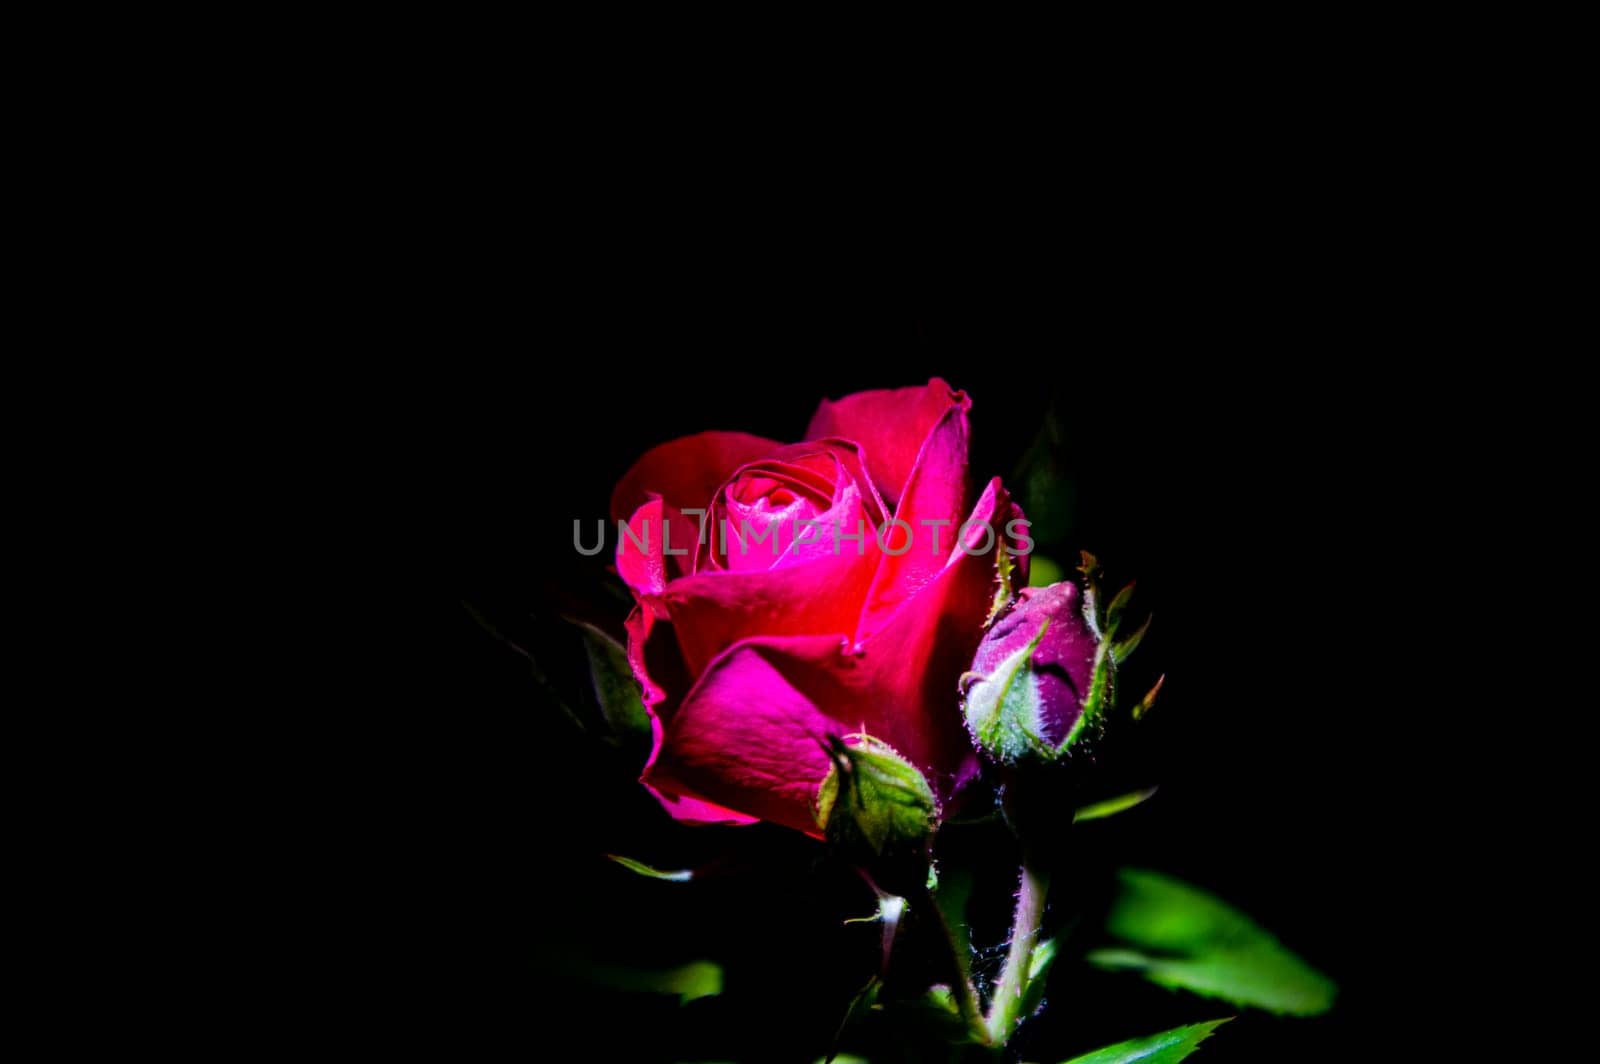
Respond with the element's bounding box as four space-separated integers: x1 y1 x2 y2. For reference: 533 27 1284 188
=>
1089 869 1336 1016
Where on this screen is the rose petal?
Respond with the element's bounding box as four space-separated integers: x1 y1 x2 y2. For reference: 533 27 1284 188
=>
805 438 888 529
627 605 760 826
615 499 701 598
855 406 973 638
624 603 673 710
610 431 780 524
664 481 880 676
850 484 1015 800
1004 497 1032 588
714 461 836 573
644 786 761 826
804 379 969 507
643 635 849 835
616 500 667 598
645 489 1012 832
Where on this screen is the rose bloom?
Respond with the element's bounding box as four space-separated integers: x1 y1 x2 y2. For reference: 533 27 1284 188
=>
612 379 1028 836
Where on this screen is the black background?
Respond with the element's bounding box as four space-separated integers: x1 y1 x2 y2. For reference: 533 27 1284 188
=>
435 280 1391 1061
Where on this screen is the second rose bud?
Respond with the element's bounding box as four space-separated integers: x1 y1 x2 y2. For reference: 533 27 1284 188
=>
961 581 1107 765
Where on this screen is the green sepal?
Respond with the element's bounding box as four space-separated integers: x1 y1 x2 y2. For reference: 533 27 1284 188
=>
1067 635 1115 751
985 544 1019 628
1110 613 1151 665
815 735 938 857
1104 580 1137 639
962 620 1060 765
1132 675 1165 720
1078 551 1104 634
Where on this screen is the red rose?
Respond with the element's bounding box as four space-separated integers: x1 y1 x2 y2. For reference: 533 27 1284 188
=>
612 379 1028 836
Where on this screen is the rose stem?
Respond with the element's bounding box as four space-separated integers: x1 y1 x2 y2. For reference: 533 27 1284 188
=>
984 855 1051 1046
923 887 988 1045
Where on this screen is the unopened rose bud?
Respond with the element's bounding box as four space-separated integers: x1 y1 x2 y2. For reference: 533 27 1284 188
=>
962 582 1105 764
815 734 938 894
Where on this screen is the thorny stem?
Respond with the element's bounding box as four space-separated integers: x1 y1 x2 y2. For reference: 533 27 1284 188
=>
984 856 1051 1046
923 888 988 1044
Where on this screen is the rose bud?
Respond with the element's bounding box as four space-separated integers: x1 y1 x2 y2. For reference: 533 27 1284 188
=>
813 734 938 895
961 581 1109 764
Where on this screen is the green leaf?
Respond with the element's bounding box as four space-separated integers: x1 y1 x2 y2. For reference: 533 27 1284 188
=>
873 984 979 1045
1104 581 1137 639
1028 552 1066 588
1090 869 1336 1016
826 977 882 1063
575 621 651 744
1111 614 1151 665
1017 935 1059 1020
576 959 722 1005
815 735 937 856
933 865 974 962
1059 1018 1231 1064
1073 786 1159 823
605 853 693 882
657 961 723 1004
1029 935 1059 981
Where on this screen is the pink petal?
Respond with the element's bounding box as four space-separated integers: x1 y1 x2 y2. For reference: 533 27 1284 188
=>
644 488 1015 832
713 461 834 573
615 499 701 598
610 431 780 524
804 379 969 507
641 726 761 826
663 481 880 677
713 446 880 566
627 605 760 827
1005 497 1032 588
644 635 850 836
855 405 973 638
616 500 668 598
